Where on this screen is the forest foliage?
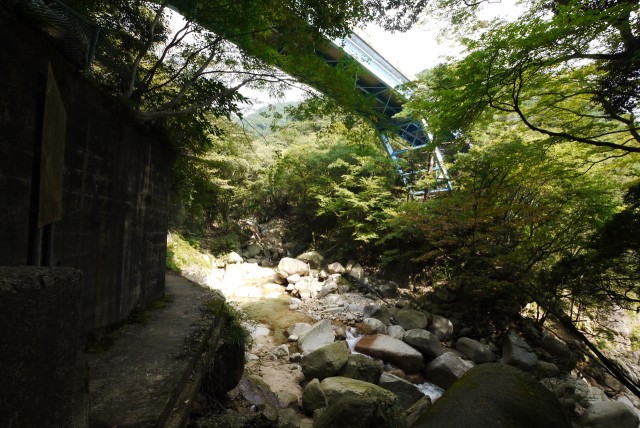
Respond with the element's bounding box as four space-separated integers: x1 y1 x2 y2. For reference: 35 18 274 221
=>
58 0 639 315
45 0 640 389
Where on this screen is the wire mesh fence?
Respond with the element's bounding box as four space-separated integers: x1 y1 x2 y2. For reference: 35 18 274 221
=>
12 0 99 72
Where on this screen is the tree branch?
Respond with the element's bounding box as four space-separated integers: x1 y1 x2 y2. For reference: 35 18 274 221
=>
138 19 198 97
508 62 640 153
134 80 250 121
124 0 169 100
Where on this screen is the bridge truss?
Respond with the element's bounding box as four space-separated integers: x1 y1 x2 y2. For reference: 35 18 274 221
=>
323 33 453 196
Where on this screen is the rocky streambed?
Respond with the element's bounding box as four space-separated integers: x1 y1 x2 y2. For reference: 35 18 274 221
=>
187 250 640 428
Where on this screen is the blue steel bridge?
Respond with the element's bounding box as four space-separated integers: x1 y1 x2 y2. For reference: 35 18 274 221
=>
320 33 453 195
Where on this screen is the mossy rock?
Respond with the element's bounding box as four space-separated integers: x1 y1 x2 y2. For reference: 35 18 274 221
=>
201 302 250 398
201 340 245 398
413 363 571 428
313 382 406 428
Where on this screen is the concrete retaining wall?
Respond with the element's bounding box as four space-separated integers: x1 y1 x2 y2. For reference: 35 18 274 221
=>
0 7 172 334
0 267 83 427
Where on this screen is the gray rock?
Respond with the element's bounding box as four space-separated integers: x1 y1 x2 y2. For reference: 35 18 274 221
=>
302 378 326 414
387 325 406 340
414 364 571 428
293 277 316 300
455 337 496 364
296 251 324 268
458 327 473 337
535 360 560 378
287 322 312 338
298 319 335 353
541 374 593 409
395 299 412 308
354 334 425 373
301 340 350 381
323 293 347 307
289 353 302 363
372 279 399 298
579 400 639 428
316 277 338 299
272 344 289 358
327 262 346 274
427 314 454 341
379 372 424 409
245 243 263 258
238 375 281 408
395 309 430 330
502 331 538 371
363 304 391 325
404 329 444 358
337 353 383 384
358 318 388 335
406 396 432 427
277 257 309 277
617 396 640 425
602 371 624 392
424 352 475 389
346 303 365 313
273 272 288 285
540 334 577 372
332 324 345 338
348 264 365 281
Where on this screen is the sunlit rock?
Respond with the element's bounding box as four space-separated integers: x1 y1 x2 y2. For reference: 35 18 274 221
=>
298 319 335 353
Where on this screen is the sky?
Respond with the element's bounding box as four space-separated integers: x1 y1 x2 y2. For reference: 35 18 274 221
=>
359 1 526 79
356 22 458 80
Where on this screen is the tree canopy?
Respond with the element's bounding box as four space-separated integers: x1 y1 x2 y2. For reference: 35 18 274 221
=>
408 0 640 153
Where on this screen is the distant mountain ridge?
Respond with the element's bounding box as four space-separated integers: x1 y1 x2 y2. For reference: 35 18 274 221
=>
234 102 299 136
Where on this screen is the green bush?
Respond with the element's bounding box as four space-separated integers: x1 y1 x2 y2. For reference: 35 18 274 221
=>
166 232 214 273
